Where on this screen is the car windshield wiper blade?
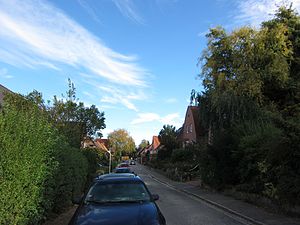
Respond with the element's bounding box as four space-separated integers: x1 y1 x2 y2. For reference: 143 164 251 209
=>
85 199 111 204
86 199 148 204
104 200 146 203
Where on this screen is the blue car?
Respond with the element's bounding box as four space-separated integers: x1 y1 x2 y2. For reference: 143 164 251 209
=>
69 175 166 225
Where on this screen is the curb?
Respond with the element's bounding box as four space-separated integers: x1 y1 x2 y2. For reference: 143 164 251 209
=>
148 173 267 225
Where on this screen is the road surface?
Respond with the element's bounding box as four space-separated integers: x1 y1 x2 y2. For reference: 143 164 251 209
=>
132 163 251 225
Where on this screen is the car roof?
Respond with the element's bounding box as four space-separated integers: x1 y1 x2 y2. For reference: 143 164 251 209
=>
94 173 141 183
115 167 130 170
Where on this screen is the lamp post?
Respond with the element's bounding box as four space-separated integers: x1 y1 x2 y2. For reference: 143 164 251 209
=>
107 149 112 173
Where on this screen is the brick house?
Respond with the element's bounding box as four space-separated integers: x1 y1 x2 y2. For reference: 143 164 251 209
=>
149 136 160 160
139 145 151 164
177 106 203 145
82 137 110 154
94 138 109 153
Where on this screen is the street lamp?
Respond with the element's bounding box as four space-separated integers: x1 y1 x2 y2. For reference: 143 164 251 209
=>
107 149 112 173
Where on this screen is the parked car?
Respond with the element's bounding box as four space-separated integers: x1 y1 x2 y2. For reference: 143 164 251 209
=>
69 175 166 225
114 167 135 174
130 160 136 165
93 173 136 181
118 162 130 168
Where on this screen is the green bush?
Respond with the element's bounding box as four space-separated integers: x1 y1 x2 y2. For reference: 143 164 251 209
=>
0 94 89 224
52 146 88 213
0 95 60 224
81 148 107 183
157 147 172 161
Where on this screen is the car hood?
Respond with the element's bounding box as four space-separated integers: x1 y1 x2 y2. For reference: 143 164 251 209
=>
71 202 161 225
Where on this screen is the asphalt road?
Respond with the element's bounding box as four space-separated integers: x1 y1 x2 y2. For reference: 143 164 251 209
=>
132 163 250 225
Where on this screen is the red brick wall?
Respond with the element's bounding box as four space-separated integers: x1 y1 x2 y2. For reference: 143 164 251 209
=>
181 107 197 143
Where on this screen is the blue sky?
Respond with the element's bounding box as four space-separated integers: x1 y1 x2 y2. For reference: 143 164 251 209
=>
0 0 299 145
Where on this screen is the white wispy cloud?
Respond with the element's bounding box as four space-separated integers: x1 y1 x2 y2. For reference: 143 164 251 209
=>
131 112 182 127
82 91 94 99
131 113 161 124
89 83 147 111
0 0 147 86
165 97 178 104
197 29 209 37
0 68 13 79
235 0 300 27
77 0 101 23
112 0 144 24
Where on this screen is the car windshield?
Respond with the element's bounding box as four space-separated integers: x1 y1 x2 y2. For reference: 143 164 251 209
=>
86 181 151 203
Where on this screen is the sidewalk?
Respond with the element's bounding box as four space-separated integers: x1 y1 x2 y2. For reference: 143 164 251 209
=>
142 165 300 225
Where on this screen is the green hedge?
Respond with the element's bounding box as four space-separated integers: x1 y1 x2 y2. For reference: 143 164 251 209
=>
0 94 88 224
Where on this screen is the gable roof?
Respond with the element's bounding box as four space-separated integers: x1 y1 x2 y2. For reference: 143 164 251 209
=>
94 138 109 152
152 136 160 150
177 105 203 143
95 138 108 147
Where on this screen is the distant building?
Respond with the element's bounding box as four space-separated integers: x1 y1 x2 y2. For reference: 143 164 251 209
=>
139 145 151 164
149 136 160 160
82 137 110 154
94 138 109 153
177 106 203 145
82 136 96 149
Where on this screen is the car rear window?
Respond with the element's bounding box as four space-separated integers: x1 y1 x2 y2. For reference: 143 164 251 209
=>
115 168 130 173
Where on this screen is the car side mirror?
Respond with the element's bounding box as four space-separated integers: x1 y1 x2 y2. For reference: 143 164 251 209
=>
152 194 159 201
72 196 82 205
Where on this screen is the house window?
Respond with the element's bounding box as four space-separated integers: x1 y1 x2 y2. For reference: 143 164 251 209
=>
186 126 189 133
190 124 193 133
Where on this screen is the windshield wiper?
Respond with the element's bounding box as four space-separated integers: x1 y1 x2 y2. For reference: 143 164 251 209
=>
85 199 110 204
86 199 148 204
104 200 146 203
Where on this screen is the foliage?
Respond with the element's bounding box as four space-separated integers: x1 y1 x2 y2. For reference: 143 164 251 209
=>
157 146 172 161
52 146 88 213
0 93 89 224
158 125 179 151
81 148 107 184
195 5 300 206
138 139 150 150
0 93 59 224
108 129 136 160
48 79 106 148
171 145 199 164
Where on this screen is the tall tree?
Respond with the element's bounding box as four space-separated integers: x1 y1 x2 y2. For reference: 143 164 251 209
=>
158 125 178 150
138 139 150 150
28 79 106 148
107 129 135 159
194 5 300 205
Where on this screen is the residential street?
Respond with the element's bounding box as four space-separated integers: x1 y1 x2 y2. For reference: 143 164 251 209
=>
132 163 250 225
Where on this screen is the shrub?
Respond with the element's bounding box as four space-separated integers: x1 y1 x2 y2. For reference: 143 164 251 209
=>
157 147 172 160
0 94 60 224
0 94 89 224
171 148 193 162
81 148 107 183
52 146 88 212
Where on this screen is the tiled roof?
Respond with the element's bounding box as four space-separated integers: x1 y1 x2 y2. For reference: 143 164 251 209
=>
177 105 203 143
95 138 108 151
95 138 109 148
152 136 160 150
